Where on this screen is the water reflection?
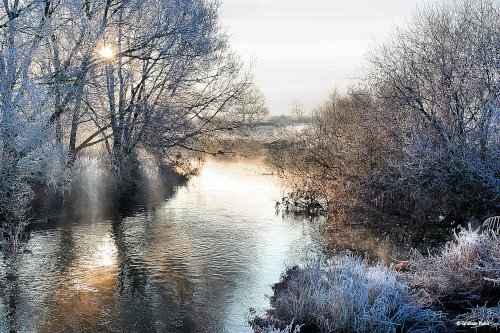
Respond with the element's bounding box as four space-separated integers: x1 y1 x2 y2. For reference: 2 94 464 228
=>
0 158 450 332
325 222 451 262
0 159 325 333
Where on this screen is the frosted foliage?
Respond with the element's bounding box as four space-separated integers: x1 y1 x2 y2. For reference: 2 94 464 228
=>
260 255 444 333
406 228 500 306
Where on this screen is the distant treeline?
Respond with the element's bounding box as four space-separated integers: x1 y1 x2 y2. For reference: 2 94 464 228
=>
260 115 312 127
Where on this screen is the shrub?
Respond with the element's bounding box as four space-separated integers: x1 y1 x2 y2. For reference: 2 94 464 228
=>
405 228 500 306
252 321 302 333
254 255 444 333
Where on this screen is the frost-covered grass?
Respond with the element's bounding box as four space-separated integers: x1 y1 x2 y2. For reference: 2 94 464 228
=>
253 229 500 332
405 228 500 306
252 255 444 333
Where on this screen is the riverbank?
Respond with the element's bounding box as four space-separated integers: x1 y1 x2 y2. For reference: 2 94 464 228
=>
251 227 500 332
30 160 188 222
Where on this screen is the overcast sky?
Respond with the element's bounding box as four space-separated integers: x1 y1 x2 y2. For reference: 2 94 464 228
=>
220 0 448 115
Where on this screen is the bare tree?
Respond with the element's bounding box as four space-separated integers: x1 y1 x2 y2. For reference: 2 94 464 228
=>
230 83 268 124
290 100 305 120
66 0 268 185
367 0 499 222
277 0 499 225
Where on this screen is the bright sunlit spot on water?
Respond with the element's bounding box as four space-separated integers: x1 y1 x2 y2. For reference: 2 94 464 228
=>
197 160 242 191
95 236 117 267
198 159 275 193
191 159 283 222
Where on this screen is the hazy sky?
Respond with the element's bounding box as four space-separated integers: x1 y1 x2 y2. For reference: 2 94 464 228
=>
220 0 447 115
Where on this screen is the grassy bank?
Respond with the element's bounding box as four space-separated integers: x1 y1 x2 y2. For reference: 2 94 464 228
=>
251 227 499 332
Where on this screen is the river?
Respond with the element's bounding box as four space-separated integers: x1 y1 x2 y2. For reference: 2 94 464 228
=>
0 158 326 333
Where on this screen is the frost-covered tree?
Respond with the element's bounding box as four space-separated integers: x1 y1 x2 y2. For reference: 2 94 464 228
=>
0 0 266 248
367 0 499 221
0 0 52 246
276 0 499 225
81 0 265 183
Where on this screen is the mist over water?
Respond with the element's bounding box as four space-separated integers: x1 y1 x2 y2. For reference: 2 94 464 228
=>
0 159 325 333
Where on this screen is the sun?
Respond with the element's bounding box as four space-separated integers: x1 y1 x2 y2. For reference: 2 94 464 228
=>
99 45 114 60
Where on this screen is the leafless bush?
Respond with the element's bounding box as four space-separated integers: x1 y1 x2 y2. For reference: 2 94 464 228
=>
273 0 499 226
281 189 327 215
366 0 499 222
405 228 500 306
272 91 380 223
253 255 444 333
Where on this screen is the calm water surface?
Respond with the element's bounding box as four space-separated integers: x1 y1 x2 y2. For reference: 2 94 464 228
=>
0 159 326 333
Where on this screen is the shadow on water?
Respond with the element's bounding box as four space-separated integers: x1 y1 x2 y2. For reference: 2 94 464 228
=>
324 221 454 263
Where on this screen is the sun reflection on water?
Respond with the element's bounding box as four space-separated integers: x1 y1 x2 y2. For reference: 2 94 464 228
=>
3 158 325 333
24 228 123 332
95 237 117 267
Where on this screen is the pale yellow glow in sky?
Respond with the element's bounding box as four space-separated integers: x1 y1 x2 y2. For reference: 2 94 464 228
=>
99 45 114 60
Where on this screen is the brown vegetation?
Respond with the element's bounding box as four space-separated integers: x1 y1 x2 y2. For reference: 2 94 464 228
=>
273 0 499 226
